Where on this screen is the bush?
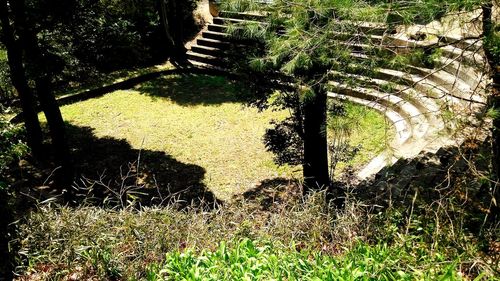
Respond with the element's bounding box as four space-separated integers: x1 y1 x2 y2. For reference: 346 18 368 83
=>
0 116 28 177
25 0 201 91
0 48 14 104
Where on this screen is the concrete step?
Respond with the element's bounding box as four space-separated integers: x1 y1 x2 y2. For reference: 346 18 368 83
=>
369 67 469 108
330 32 384 45
406 65 485 104
328 81 430 139
186 51 225 67
440 45 485 68
213 17 261 26
219 11 267 21
437 56 484 90
341 20 393 36
202 30 229 41
437 36 483 52
329 71 444 128
191 45 224 57
208 23 228 33
197 37 230 49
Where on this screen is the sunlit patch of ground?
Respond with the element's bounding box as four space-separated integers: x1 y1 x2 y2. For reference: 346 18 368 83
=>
54 74 390 200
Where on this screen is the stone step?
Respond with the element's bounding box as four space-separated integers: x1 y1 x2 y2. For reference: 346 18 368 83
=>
219 11 267 21
213 17 261 26
197 37 230 49
202 30 228 41
208 23 228 33
406 65 485 104
186 51 226 67
191 44 224 57
329 71 444 129
328 81 430 139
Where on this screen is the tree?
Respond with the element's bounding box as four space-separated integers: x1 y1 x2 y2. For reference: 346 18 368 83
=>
10 0 73 188
221 0 489 194
0 0 73 191
0 0 44 159
222 0 402 192
482 0 500 215
159 0 200 60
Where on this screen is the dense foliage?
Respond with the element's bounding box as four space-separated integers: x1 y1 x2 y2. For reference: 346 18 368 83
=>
1 0 200 97
221 0 493 189
0 116 27 179
0 47 14 103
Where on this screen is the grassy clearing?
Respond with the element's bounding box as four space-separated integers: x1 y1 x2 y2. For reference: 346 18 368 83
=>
52 74 389 200
56 74 296 200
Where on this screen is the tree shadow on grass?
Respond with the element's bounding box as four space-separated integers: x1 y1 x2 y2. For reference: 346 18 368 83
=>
136 73 250 106
66 123 220 208
234 177 302 211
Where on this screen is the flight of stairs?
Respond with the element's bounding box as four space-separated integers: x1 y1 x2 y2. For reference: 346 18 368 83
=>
186 11 488 179
187 12 266 69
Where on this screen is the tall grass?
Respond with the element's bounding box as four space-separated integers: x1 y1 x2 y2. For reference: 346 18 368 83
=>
13 189 497 280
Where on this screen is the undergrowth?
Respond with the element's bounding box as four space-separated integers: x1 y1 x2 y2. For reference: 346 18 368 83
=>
146 239 466 281
13 188 498 280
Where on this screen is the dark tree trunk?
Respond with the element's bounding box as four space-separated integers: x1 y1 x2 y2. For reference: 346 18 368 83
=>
0 0 44 159
10 0 74 191
159 0 187 60
482 1 500 216
302 84 329 192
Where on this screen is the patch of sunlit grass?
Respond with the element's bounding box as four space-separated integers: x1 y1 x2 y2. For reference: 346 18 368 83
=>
50 75 391 199
57 74 297 200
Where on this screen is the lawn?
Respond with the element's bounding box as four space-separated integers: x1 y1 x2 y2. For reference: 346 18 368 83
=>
54 74 390 201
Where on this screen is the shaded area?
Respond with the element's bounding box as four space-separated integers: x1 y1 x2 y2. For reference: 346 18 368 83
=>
11 67 235 124
235 178 302 211
350 137 499 260
137 73 249 106
66 123 220 208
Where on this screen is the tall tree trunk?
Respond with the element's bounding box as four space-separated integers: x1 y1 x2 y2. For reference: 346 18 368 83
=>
10 0 74 191
482 1 500 215
302 84 329 192
0 0 44 159
159 0 187 60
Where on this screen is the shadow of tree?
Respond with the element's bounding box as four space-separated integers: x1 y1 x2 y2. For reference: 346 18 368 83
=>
136 73 249 106
235 177 302 211
66 123 220 208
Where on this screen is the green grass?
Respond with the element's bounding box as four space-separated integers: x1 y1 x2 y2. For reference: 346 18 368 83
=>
56 74 297 200
146 239 465 281
52 74 390 199
328 101 392 173
16 192 496 280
